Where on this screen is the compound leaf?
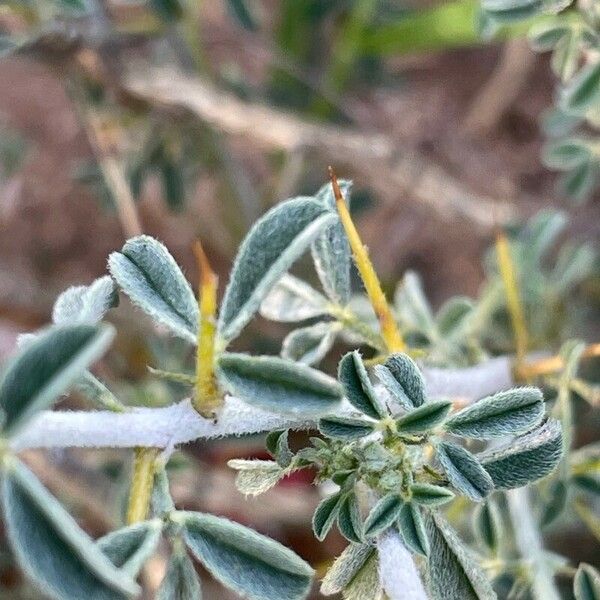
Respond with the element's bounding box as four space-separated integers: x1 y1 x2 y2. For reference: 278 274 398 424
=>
218 198 335 341
363 494 404 538
311 179 353 305
337 493 363 543
410 483 454 507
436 442 494 502
374 353 425 410
320 543 374 595
445 387 544 439
260 275 330 322
98 520 162 576
2 459 139 600
338 351 385 420
479 420 563 489
108 236 198 343
0 324 114 436
396 400 452 434
52 276 118 325
156 548 202 600
313 492 343 541
396 502 429 556
319 416 375 441
180 511 313 600
425 512 497 600
217 353 342 415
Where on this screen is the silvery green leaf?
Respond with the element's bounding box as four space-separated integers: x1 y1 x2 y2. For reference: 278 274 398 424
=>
217 353 342 416
572 474 600 497
374 353 425 409
561 61 600 115
338 351 385 420
259 274 330 322
363 494 404 538
108 236 198 344
472 499 502 554
337 493 363 543
479 419 563 489
0 324 115 436
313 491 343 541
436 297 474 336
98 520 162 576
1 459 139 600
228 460 285 496
436 442 494 502
156 548 202 600
311 179 353 305
180 511 314 600
265 429 294 467
445 387 544 439
218 197 336 341
425 512 497 600
542 138 592 170
551 30 582 82
560 160 597 204
528 19 569 51
394 271 435 335
321 543 375 595
410 483 454 507
319 416 375 441
396 503 429 556
574 563 600 600
553 243 595 294
282 322 338 365
75 372 124 412
52 276 118 325
396 400 452 434
540 479 568 527
522 209 567 267
482 0 543 22
342 550 382 600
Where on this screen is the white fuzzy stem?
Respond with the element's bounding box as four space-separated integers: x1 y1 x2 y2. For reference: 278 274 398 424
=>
11 357 515 451
507 488 560 600
377 529 428 600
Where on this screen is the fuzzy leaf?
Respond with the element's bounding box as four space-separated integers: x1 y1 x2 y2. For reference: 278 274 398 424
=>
343 551 382 600
410 483 455 507
338 351 385 420
482 0 543 22
0 324 114 436
396 400 452 434
180 511 314 600
156 549 202 600
375 353 425 409
394 271 435 335
472 499 502 554
282 322 338 365
338 493 363 543
561 62 600 115
108 236 198 343
228 460 285 496
543 139 592 170
98 520 162 576
52 276 118 325
217 353 342 415
574 563 600 600
313 492 343 541
425 512 497 600
540 479 569 527
363 494 404 538
319 416 375 441
479 420 563 489
445 387 544 439
2 459 139 600
265 429 293 467
436 442 494 502
311 179 353 305
218 197 335 341
321 543 375 595
260 275 330 322
436 297 474 336
396 503 429 556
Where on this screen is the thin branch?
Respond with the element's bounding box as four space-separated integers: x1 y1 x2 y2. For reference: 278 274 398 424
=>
124 68 517 231
11 357 517 451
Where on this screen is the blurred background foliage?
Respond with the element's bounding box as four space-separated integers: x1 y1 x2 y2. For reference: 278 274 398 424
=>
0 0 598 597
